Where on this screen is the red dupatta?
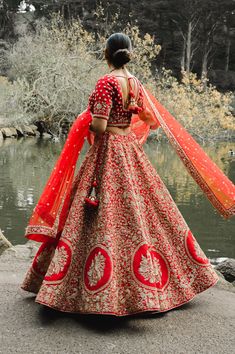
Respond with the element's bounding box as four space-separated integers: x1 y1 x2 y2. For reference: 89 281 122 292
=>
25 86 235 244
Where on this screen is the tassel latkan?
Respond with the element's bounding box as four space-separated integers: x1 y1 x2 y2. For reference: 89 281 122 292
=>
85 180 99 207
126 90 143 114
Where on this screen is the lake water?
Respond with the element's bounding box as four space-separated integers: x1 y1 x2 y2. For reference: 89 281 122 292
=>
0 136 234 265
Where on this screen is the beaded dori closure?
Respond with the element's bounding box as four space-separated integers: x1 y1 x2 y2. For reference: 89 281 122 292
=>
88 74 144 127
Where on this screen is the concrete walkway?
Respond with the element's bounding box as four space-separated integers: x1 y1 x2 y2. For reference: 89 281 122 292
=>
0 247 235 354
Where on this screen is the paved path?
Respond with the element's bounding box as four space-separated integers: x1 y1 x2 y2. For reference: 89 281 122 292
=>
0 251 235 354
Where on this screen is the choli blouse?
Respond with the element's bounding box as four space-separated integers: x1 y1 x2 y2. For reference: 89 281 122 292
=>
88 74 144 127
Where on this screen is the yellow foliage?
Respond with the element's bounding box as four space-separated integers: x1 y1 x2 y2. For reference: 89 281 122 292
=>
0 11 234 139
154 69 235 138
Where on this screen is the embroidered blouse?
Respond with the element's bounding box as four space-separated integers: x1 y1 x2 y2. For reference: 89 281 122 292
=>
88 74 144 127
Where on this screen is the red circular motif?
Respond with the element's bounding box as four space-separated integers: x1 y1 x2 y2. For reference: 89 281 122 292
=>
132 244 169 290
44 240 72 282
186 230 209 265
32 242 56 276
84 246 112 293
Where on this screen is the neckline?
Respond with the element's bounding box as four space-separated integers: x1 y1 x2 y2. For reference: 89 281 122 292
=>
107 74 139 111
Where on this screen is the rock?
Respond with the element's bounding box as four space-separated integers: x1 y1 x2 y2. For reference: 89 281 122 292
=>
34 120 47 137
215 258 235 283
0 130 3 140
1 245 32 260
214 274 235 293
15 126 25 137
42 132 53 139
21 125 36 136
0 230 12 255
0 241 39 261
28 124 38 132
59 119 71 135
214 269 225 279
1 127 18 138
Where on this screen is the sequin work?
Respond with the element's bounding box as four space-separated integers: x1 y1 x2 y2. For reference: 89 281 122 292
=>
88 74 144 126
21 131 219 316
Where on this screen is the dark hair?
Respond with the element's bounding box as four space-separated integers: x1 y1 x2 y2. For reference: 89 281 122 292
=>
105 33 132 69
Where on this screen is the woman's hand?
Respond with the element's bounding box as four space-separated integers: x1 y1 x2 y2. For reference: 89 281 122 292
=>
138 106 159 128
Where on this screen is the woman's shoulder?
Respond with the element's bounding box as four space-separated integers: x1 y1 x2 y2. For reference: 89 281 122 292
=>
96 74 115 84
93 74 118 92
96 72 142 83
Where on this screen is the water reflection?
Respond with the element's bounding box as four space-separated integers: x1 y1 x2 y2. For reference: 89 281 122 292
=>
0 136 234 264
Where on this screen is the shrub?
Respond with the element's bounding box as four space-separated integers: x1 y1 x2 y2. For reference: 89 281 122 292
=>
154 69 234 140
0 13 234 140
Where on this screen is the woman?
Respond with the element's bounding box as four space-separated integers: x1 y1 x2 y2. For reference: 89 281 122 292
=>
21 33 234 316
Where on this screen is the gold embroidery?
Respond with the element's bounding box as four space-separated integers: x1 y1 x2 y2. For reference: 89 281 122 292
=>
87 251 106 287
47 246 68 276
139 250 162 284
36 247 54 274
194 239 207 260
22 131 219 315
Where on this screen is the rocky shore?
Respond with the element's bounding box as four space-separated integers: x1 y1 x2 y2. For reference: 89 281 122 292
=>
0 122 54 140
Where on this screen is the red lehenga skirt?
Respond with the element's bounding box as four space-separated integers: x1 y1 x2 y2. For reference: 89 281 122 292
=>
21 131 219 316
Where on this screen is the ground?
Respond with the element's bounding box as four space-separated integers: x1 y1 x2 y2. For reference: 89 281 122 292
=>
0 248 235 354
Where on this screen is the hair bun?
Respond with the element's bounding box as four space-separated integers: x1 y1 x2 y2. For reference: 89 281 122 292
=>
113 48 130 56
111 48 131 68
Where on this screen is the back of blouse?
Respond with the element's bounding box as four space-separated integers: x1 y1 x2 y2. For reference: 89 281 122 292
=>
88 74 144 127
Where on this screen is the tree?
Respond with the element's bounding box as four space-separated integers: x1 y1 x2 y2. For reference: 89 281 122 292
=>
168 0 201 73
198 0 235 83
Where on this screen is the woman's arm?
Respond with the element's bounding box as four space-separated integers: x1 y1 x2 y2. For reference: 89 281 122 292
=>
89 77 113 135
89 117 108 135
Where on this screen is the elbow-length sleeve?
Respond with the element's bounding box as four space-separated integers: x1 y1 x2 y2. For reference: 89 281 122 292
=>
90 77 113 120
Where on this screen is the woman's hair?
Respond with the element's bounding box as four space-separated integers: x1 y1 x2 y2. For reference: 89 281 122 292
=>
105 33 132 68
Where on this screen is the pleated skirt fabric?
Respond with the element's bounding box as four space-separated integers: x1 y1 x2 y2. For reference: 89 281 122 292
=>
21 131 219 316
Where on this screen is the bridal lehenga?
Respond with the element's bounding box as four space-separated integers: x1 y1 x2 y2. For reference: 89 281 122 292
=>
21 74 235 316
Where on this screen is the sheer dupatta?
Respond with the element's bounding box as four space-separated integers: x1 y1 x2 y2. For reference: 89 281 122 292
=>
25 87 235 244
25 110 92 243
142 86 235 220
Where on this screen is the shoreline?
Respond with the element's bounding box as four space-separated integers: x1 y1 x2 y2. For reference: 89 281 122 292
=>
1 122 235 142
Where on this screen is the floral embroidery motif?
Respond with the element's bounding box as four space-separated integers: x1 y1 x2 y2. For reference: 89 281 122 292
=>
138 251 162 285
32 242 55 276
84 244 113 293
43 240 72 283
22 130 219 315
87 251 106 287
36 247 54 274
132 243 170 290
93 101 110 118
47 246 68 276
88 74 135 126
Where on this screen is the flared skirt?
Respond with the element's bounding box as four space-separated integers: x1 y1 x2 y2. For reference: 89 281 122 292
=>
21 131 219 316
